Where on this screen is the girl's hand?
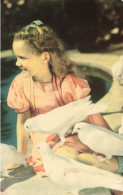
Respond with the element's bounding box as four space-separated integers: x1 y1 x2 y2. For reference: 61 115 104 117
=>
7 163 22 170
77 153 119 173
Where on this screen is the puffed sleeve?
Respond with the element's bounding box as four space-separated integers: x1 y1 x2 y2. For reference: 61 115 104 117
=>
61 74 91 103
7 75 30 113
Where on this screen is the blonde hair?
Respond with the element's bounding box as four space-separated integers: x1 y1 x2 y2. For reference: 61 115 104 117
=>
14 24 85 79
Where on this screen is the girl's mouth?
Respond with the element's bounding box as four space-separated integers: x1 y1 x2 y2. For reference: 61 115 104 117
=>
19 67 27 71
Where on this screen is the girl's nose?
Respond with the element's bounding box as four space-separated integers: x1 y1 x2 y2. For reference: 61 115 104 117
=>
16 58 21 66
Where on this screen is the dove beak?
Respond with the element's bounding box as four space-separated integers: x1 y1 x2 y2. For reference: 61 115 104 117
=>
24 125 30 132
24 164 27 168
72 128 76 134
24 158 28 168
36 146 40 152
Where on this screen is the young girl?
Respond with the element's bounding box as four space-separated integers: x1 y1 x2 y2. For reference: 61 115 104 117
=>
7 20 122 194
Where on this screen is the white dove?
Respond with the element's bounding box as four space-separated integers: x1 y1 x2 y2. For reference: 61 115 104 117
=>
72 122 123 161
112 55 123 81
0 143 27 177
24 95 108 144
37 142 123 195
119 115 123 135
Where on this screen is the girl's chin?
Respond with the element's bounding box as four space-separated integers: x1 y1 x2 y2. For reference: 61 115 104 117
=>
22 70 30 77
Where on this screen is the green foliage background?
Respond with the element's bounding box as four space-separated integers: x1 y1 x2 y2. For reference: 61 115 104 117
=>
2 0 123 52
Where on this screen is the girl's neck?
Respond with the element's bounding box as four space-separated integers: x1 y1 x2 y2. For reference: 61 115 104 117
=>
33 64 53 83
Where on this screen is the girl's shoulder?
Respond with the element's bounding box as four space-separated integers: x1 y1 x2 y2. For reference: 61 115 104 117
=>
12 73 29 83
55 74 90 103
7 73 31 113
57 74 89 88
11 73 32 90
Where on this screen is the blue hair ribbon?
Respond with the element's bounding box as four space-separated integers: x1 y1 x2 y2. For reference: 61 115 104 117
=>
29 20 44 27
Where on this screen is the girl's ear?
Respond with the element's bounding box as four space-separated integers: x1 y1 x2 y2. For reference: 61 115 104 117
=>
41 52 50 62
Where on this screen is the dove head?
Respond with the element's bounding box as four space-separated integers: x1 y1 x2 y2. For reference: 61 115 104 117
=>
37 142 51 155
17 152 27 167
72 122 88 134
24 118 33 131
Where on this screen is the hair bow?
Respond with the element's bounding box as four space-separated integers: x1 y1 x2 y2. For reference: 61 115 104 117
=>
29 20 44 27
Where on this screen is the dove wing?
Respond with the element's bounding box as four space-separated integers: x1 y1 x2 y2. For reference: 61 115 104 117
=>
39 143 123 191
48 154 123 191
80 124 123 155
35 106 76 133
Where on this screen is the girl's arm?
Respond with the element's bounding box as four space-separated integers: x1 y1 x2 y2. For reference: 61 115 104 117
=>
17 111 30 154
7 111 30 170
54 145 119 173
77 153 119 173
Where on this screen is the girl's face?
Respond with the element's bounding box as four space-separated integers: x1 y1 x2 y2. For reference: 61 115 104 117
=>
12 40 45 78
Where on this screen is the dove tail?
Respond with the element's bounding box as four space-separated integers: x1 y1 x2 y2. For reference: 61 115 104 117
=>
70 96 108 120
72 95 92 107
119 116 123 135
102 173 123 191
87 103 108 115
105 182 123 191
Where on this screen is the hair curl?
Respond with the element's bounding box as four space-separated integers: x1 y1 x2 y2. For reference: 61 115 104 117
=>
14 24 85 79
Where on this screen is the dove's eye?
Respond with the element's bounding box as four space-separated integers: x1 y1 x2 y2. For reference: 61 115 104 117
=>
37 146 40 149
77 128 80 130
26 126 28 128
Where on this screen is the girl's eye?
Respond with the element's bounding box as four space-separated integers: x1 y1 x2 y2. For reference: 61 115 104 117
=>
19 56 26 59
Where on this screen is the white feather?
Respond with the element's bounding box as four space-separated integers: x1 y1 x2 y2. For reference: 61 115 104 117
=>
112 55 123 81
24 96 108 144
37 142 123 195
119 115 123 135
0 143 27 177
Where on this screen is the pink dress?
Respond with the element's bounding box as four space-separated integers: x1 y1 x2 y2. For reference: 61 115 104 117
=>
7 73 112 177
